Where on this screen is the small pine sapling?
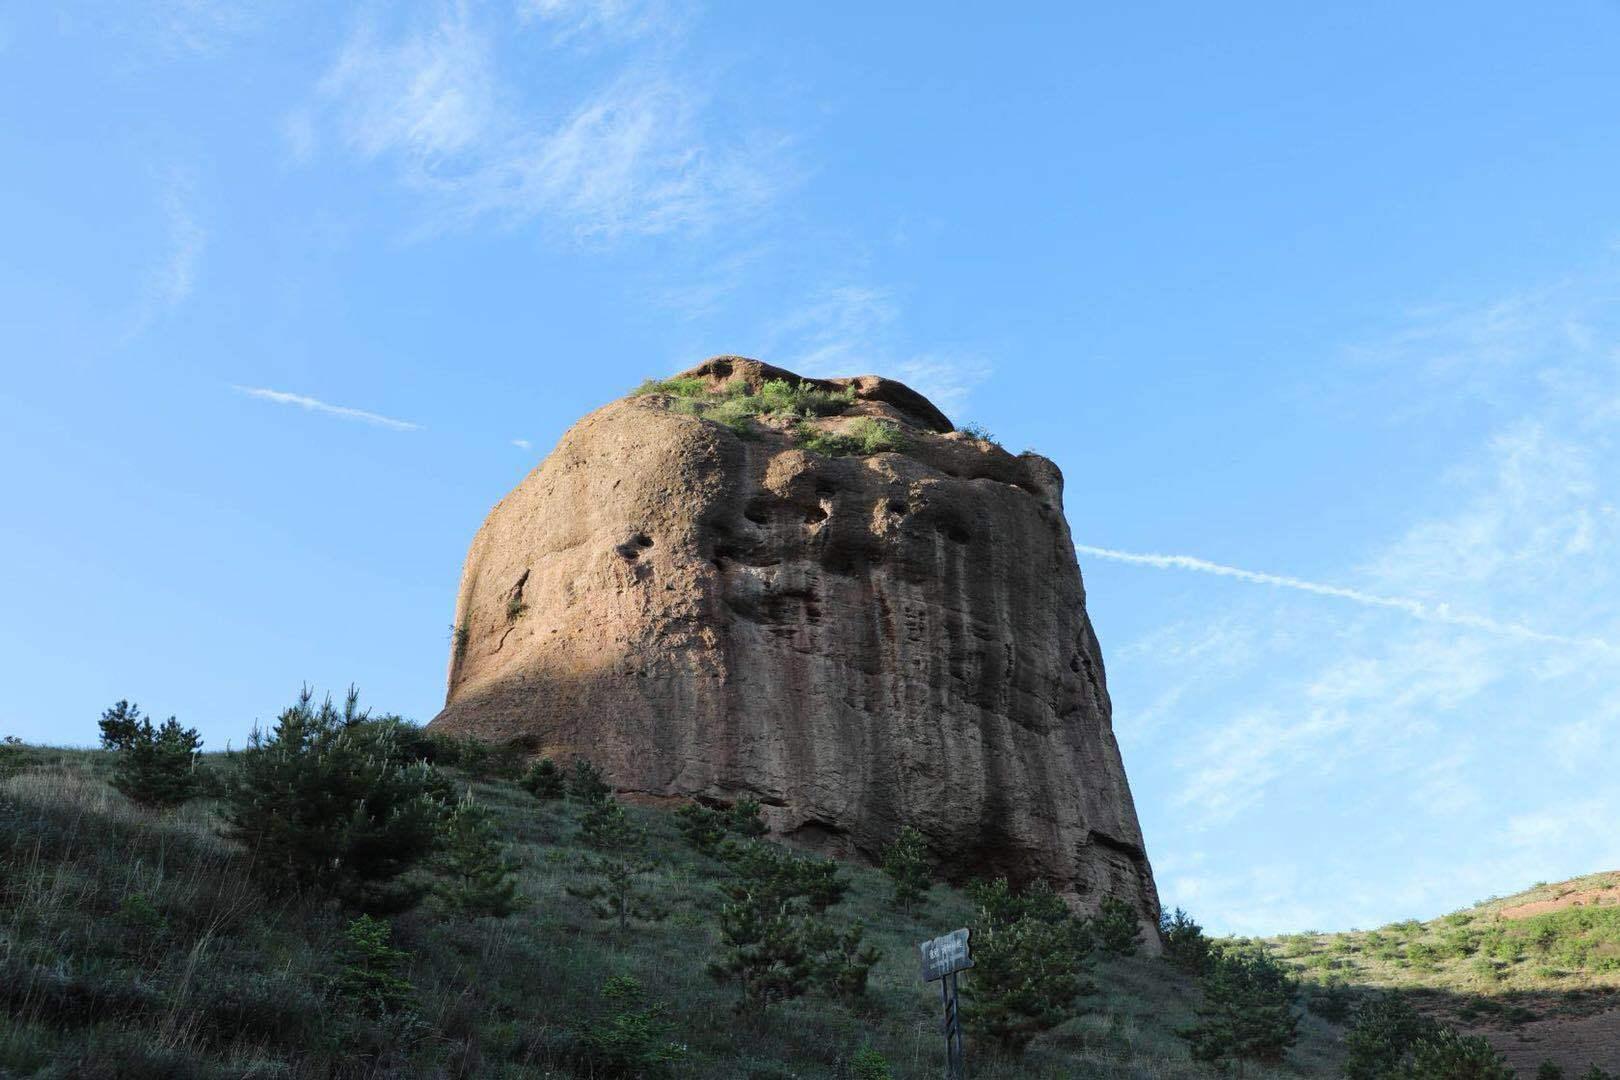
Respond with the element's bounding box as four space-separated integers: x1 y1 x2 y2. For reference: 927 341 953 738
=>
521 757 565 800
434 793 526 918
880 826 931 914
1093 895 1144 958
335 914 414 1018
567 758 611 804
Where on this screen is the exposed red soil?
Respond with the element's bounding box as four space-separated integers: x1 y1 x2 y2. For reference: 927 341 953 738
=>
1499 885 1620 921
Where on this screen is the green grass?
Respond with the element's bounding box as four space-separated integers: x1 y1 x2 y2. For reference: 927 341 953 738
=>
795 416 904 457
1254 872 1620 1038
635 375 858 440
0 743 1350 1078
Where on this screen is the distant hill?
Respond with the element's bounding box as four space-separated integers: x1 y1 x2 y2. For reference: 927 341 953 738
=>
1259 873 1620 1076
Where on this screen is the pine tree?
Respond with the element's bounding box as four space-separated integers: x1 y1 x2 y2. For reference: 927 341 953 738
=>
335 914 414 1018
220 686 446 911
567 758 611 804
1180 945 1299 1071
435 793 526 918
675 803 729 855
97 700 145 750
880 826 931 913
1159 907 1212 973
99 699 204 809
965 877 1096 1051
521 757 565 800
1093 895 1144 957
804 918 880 1000
1344 993 1444 1080
1396 1028 1514 1078
579 795 644 852
569 855 669 931
726 797 768 838
707 841 872 1012
708 882 814 1012
567 796 667 930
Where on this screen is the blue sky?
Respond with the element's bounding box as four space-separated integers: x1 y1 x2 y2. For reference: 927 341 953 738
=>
3 1 1618 934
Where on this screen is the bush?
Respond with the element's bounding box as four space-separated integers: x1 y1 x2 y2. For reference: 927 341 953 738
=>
1539 1062 1566 1080
880 826 931 914
521 757 565 799
98 701 204 809
1179 945 1299 1069
219 687 447 911
796 417 902 457
966 877 1095 1051
633 375 709 398
434 793 526 918
1093 895 1143 957
0 734 23 779
1160 907 1211 974
957 421 997 445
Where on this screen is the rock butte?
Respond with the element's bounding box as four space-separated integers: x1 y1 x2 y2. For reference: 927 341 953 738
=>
430 357 1160 935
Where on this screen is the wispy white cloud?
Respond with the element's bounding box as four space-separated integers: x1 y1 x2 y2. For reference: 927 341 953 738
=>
1110 267 1620 932
519 0 679 44
773 285 991 413
127 170 206 339
1076 543 1615 652
307 3 783 240
152 0 266 56
234 387 421 431
511 438 532 449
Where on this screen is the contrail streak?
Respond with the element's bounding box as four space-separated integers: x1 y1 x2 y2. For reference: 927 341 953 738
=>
1075 544 1614 652
234 386 420 431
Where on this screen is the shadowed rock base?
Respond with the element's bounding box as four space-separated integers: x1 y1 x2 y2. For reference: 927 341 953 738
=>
431 358 1160 942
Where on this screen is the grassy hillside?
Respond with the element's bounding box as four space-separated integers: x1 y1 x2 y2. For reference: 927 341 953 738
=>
0 741 1351 1079
1259 874 1620 1076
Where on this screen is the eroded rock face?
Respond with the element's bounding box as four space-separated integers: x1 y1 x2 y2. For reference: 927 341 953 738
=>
430 357 1159 930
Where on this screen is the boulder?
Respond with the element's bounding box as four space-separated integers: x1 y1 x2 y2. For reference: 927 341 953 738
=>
430 357 1159 932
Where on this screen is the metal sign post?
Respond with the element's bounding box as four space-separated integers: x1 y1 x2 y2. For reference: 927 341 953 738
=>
919 928 973 1080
